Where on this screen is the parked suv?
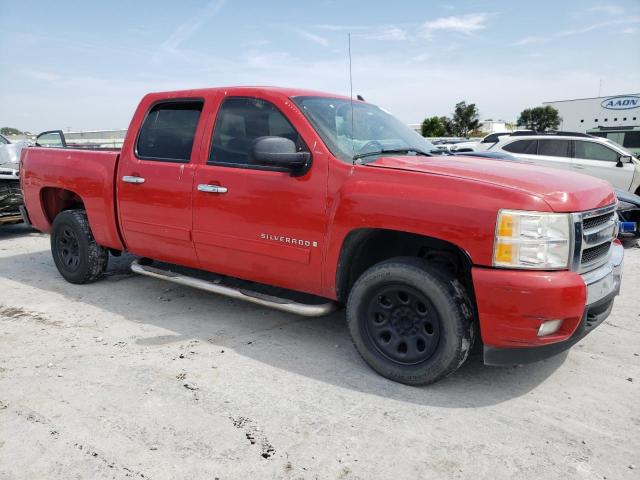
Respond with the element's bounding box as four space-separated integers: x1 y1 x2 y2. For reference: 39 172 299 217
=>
489 131 640 194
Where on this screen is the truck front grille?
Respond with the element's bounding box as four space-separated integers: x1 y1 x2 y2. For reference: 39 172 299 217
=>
583 211 616 231
581 242 611 265
573 205 617 273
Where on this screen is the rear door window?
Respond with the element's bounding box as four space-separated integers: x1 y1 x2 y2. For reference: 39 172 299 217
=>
574 141 619 162
136 101 203 162
537 139 570 157
503 139 537 154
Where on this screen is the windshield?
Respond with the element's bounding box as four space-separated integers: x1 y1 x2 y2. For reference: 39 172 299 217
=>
292 96 437 163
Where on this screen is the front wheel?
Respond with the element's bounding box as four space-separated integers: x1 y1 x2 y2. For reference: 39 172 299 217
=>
346 257 475 385
50 209 108 284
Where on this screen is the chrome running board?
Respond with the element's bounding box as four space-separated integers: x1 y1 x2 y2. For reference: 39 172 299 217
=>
130 259 339 317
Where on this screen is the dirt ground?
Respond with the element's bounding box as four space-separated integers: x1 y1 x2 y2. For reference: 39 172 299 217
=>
0 223 638 480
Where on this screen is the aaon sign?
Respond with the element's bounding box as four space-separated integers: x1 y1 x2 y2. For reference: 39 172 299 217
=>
601 95 640 110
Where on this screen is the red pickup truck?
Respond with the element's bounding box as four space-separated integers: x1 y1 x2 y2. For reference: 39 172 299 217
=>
20 87 623 385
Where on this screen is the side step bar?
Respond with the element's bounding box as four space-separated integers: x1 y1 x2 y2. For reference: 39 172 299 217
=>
130 259 339 317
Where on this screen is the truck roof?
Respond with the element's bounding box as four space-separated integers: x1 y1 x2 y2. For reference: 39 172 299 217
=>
144 86 352 101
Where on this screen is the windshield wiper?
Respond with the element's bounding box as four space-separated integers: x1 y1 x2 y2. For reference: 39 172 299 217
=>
352 148 433 162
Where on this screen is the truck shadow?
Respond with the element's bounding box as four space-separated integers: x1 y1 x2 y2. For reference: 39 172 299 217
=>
0 249 569 408
0 223 40 240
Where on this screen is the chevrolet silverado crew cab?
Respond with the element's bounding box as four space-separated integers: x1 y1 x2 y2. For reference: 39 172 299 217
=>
20 87 624 385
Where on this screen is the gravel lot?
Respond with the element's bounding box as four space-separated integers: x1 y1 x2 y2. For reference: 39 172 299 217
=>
0 224 638 480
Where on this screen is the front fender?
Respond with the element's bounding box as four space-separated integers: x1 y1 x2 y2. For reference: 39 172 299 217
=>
321 166 551 297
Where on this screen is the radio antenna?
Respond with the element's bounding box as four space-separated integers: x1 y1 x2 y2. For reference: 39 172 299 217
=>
348 33 355 159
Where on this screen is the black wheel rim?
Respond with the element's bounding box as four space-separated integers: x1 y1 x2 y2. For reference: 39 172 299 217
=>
364 284 441 365
56 227 81 272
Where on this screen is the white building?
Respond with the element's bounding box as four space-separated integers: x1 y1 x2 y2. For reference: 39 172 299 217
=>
543 94 640 132
479 120 513 134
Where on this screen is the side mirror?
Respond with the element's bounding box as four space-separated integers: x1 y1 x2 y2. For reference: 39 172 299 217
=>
617 155 632 167
249 136 311 175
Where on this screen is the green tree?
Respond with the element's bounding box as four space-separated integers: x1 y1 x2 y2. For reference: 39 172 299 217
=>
0 127 23 136
451 102 480 137
517 106 561 131
421 116 446 137
439 116 454 136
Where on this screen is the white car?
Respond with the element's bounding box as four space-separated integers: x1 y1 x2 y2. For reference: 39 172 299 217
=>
488 132 640 194
440 132 514 153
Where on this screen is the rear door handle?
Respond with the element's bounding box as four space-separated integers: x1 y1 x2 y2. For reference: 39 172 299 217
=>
122 175 145 184
198 184 228 194
572 165 585 169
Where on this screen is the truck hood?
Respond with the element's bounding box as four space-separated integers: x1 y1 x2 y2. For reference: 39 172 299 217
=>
366 155 616 212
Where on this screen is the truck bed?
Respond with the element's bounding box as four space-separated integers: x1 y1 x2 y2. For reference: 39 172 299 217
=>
20 146 124 250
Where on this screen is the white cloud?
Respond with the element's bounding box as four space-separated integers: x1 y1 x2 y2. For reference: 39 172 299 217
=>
19 69 62 82
587 4 625 16
512 36 543 46
422 13 489 37
362 26 407 41
6 50 640 133
513 16 640 45
243 50 295 69
242 38 270 48
155 0 226 61
294 30 329 47
313 24 366 31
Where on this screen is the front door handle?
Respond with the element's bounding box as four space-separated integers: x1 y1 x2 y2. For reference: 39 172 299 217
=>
122 175 145 184
572 165 585 169
198 184 228 194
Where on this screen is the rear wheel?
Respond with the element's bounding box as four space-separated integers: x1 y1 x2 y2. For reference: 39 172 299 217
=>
346 257 474 385
51 210 108 284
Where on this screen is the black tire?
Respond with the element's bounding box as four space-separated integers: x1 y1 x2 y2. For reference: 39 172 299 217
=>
346 257 475 385
50 210 108 284
0 181 23 215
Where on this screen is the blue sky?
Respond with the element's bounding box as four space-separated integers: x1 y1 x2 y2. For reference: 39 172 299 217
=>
0 0 639 132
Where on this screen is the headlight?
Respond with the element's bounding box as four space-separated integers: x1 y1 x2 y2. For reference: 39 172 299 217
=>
493 210 571 269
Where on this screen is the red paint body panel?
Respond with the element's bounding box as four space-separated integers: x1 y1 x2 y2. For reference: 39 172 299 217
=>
20 86 618 351
472 267 587 347
189 89 329 293
19 148 124 250
370 155 616 212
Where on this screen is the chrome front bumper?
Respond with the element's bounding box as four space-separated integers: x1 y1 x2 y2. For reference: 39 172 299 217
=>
0 169 19 180
582 242 624 306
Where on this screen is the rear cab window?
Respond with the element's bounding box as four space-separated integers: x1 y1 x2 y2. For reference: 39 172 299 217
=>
136 101 204 162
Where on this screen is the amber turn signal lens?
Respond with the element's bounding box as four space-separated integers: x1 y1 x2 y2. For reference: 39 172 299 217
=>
498 214 514 237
